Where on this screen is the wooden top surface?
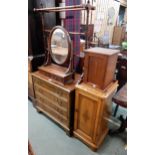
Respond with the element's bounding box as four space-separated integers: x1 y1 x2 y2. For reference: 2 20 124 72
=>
84 47 120 55
32 71 81 92
39 64 68 77
76 81 118 99
113 83 127 108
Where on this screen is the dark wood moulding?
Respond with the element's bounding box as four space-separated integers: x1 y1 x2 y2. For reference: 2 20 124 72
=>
33 4 95 13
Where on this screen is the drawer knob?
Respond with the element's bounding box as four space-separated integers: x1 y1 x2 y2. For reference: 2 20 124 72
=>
57 100 62 106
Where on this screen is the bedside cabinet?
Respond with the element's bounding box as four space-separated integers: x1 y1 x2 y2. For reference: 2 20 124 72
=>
73 81 118 151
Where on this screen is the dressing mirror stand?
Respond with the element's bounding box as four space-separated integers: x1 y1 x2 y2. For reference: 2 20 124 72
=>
38 26 74 85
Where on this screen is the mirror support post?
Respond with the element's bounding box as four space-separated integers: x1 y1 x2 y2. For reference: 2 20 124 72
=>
65 41 74 78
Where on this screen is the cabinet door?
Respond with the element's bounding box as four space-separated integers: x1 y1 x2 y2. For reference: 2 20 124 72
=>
74 90 99 142
85 54 107 88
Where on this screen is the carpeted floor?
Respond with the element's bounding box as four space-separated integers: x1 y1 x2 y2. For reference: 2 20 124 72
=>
28 100 127 155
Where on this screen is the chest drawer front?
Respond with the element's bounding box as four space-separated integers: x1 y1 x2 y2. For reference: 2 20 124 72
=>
33 77 68 99
35 91 68 118
37 100 68 125
34 84 68 109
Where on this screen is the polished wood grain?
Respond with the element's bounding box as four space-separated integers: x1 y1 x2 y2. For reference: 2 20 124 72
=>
38 64 73 83
32 71 80 135
83 48 119 90
74 81 118 151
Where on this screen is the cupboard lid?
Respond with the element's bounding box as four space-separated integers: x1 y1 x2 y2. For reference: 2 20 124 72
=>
84 47 120 55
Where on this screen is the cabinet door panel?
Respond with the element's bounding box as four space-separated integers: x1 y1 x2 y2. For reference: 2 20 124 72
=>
76 92 98 140
87 56 107 86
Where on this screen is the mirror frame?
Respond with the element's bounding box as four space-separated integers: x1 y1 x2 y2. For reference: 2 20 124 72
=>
48 26 72 65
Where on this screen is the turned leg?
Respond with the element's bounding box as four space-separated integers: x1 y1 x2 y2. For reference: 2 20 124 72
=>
113 104 119 117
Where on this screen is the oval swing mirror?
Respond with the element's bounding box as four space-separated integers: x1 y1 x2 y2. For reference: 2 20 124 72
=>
49 26 71 65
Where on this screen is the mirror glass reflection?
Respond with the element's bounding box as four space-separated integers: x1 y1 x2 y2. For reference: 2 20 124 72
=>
51 28 68 64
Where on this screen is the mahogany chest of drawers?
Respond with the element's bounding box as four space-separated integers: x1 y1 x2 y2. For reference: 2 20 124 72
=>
73 81 118 151
83 47 119 90
32 71 80 136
